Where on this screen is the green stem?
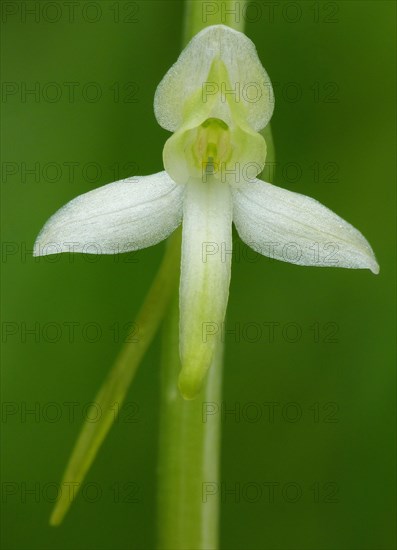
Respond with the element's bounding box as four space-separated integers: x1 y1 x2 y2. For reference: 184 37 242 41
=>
157 294 223 549
156 2 247 549
183 0 247 44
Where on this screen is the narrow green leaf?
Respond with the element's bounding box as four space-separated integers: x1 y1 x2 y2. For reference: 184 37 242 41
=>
50 228 181 526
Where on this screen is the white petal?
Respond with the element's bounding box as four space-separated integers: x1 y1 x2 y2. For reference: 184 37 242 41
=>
34 172 184 256
179 177 233 399
232 179 379 274
154 25 274 133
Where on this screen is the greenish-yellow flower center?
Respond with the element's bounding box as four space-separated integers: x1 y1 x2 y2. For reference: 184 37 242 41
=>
162 58 268 186
192 118 232 175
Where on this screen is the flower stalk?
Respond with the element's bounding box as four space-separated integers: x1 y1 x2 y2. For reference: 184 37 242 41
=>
156 2 247 548
183 0 247 43
157 293 223 550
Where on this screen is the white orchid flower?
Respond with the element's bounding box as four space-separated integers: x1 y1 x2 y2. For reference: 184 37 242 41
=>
34 25 379 399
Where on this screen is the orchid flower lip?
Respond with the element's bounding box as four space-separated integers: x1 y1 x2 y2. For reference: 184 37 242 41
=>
33 24 379 400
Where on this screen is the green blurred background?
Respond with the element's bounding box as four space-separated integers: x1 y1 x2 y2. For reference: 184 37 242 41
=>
1 1 395 549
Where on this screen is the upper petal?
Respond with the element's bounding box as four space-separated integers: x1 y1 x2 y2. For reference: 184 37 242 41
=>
179 177 233 399
34 172 184 256
232 178 379 274
154 25 274 133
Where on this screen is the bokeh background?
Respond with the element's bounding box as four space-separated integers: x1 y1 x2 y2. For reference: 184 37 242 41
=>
2 1 395 549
